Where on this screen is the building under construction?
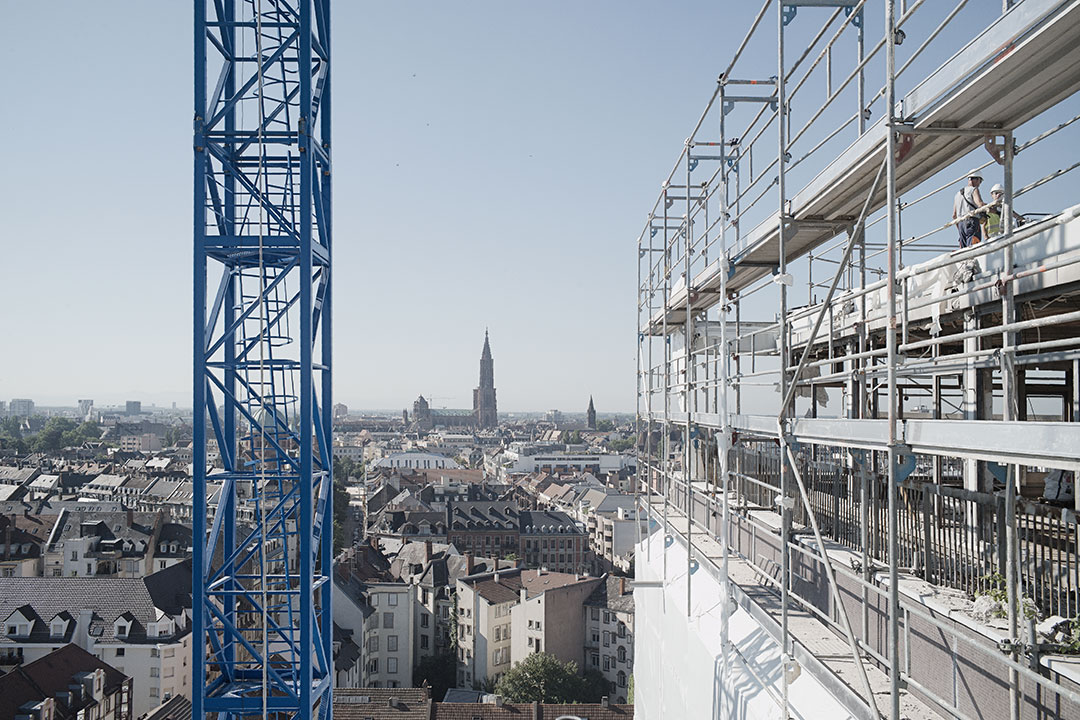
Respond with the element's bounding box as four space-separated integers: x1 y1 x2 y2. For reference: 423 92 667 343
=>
634 1 1080 718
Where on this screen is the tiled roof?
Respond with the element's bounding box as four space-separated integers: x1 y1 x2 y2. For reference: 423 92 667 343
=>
519 570 600 598
0 644 129 720
333 688 432 719
431 702 634 719
142 694 193 720
468 571 524 604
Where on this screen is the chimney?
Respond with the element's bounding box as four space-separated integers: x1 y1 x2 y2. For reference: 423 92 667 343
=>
425 539 432 561
466 552 474 575
620 577 626 596
494 572 500 583
126 508 133 527
602 695 610 707
532 700 541 720
388 696 399 708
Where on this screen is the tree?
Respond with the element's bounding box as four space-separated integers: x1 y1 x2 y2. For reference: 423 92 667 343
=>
0 417 28 454
579 668 610 703
31 417 77 453
494 653 585 704
413 652 457 701
596 419 615 432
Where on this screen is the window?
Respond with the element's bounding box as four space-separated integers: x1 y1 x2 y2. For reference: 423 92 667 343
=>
421 613 429 628
383 612 394 629
618 671 627 688
2 568 12 578
71 551 78 560
368 636 379 652
387 658 398 674
604 656 610 671
495 627 501 641
617 646 626 663
591 653 599 667
388 594 398 607
591 632 600 644
371 594 379 607
420 635 429 649
116 648 125 657
603 631 610 647
52 569 62 577
150 667 160 678
388 635 398 652
368 658 379 673
603 611 611 624
591 608 600 621
618 622 626 638
151 648 160 657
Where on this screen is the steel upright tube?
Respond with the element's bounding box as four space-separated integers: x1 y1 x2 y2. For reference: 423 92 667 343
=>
886 1 902 717
685 148 695 617
777 4 791 718
1002 132 1022 720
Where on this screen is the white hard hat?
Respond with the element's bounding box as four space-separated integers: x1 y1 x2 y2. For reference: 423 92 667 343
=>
990 183 1004 194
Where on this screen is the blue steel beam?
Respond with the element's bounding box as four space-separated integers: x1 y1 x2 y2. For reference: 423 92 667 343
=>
194 1 332 718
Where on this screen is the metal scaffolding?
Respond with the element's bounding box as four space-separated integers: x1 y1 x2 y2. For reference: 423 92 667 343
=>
193 1 333 717
636 1 1080 718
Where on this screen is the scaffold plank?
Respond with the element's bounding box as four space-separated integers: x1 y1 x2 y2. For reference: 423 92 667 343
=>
643 0 1080 334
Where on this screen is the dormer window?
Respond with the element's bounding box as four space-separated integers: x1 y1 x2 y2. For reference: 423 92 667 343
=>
51 621 65 638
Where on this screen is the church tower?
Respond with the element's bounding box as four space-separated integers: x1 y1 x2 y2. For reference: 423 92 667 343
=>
473 331 498 428
587 396 596 430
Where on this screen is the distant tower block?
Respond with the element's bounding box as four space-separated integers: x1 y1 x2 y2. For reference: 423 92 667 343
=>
125 401 141 416
473 331 498 429
587 396 596 430
78 399 94 422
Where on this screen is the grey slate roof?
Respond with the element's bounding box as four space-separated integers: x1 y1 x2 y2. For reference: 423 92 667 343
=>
585 574 635 614
0 575 185 645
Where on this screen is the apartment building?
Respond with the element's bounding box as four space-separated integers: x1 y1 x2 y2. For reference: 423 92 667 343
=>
0 644 132 720
457 568 603 688
0 563 192 718
456 569 522 688
584 576 634 703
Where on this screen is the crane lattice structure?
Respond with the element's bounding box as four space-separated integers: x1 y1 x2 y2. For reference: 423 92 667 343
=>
193 0 333 717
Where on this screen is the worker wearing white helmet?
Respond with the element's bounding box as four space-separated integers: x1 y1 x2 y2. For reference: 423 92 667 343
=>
985 183 1024 237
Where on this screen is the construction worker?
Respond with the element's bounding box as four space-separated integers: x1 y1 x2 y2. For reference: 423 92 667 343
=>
985 183 1024 237
952 173 986 247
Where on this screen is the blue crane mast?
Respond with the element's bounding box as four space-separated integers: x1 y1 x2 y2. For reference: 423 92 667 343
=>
193 0 333 717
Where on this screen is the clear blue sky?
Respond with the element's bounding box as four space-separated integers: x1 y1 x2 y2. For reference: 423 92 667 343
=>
0 1 768 414
2 2 1077 415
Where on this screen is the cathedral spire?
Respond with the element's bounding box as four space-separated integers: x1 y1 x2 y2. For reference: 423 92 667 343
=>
474 330 498 428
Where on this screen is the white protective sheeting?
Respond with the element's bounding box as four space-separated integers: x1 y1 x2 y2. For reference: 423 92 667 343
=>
633 528 858 720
